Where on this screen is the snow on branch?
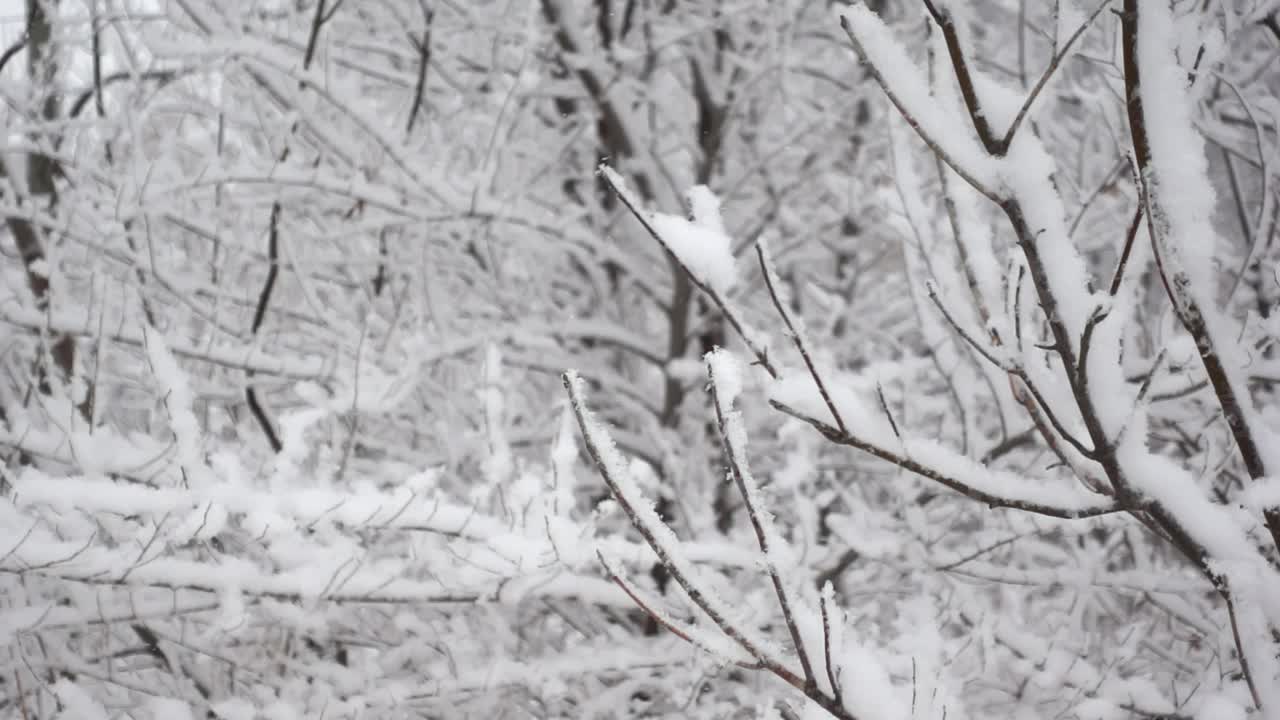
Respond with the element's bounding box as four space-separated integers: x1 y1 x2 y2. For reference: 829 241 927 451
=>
0 305 333 381
706 349 818 691
838 5 1002 197
1128 0 1280 488
598 166 778 377
594 552 759 668
569 361 907 720
973 609 1178 717
562 370 796 675
768 371 1119 520
599 166 736 295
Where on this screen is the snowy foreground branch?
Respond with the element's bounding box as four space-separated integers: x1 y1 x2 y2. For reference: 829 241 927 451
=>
566 357 910 720
575 2 1280 716
844 1 1280 710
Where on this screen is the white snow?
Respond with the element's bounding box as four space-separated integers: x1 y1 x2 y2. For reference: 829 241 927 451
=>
1137 3 1219 294
687 184 727 236
599 166 738 295
147 697 196 720
769 369 1116 516
840 5 1002 193
564 370 794 670
649 206 738 296
52 680 109 720
769 370 897 448
144 325 218 489
6 2 1276 717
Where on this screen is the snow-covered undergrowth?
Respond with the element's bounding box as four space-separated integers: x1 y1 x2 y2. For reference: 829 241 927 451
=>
3 0 1280 718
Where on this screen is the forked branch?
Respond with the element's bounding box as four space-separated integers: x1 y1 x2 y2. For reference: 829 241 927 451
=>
565 369 858 719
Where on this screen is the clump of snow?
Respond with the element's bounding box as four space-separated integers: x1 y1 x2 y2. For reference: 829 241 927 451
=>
1072 698 1124 720
261 701 302 720
1082 299 1133 437
211 698 257 720
705 348 744 407
836 641 909 720
649 208 737 296
686 183 727 234
599 165 738 295
687 185 727 235
969 64 1024 135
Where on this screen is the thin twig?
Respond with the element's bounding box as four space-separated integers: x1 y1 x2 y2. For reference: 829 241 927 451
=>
926 284 1010 371
757 241 846 434
770 399 1120 519
598 167 777 378
1108 204 1144 296
563 374 798 682
875 383 901 440
1225 592 1263 711
999 0 1112 153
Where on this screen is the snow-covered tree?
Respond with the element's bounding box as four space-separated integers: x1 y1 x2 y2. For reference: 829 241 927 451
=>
570 1 1280 718
5 0 1279 717
0 0 888 717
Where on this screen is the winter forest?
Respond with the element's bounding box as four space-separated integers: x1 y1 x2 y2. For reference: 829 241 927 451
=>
2 0 1280 717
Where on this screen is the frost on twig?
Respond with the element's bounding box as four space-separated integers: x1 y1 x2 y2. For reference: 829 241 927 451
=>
562 370 795 673
707 349 816 690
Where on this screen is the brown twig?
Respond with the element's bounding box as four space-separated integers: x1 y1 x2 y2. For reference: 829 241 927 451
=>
756 241 846 434
820 592 842 706
998 0 1111 153
1108 204 1144 296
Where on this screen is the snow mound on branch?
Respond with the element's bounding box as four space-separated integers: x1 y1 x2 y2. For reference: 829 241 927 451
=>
768 370 896 448
598 166 737 295
650 186 737 296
